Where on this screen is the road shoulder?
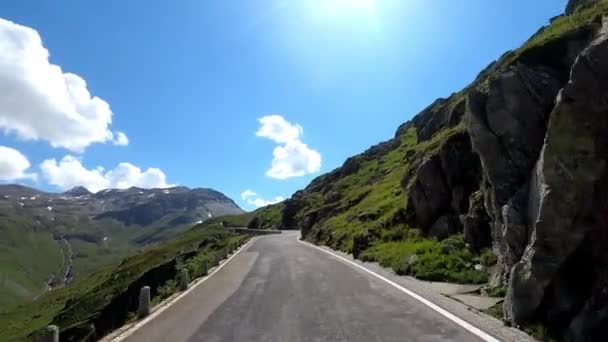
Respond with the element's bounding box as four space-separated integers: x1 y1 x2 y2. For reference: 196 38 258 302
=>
299 238 534 342
101 237 258 342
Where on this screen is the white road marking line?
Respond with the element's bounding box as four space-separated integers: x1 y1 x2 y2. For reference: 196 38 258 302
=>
105 237 258 342
297 238 501 342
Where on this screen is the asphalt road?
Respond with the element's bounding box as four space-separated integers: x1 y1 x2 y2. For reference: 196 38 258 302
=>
121 231 484 342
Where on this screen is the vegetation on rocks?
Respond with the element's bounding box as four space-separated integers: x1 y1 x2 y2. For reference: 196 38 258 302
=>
361 234 488 284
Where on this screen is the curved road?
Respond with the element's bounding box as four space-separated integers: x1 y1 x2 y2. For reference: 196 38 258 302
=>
120 231 484 342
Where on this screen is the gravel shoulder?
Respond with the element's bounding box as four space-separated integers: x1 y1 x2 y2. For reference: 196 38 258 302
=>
312 241 534 342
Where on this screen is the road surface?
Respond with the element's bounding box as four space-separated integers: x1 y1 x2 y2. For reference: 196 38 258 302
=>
121 231 485 342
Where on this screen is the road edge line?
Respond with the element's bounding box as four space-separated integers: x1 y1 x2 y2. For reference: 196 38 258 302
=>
297 238 501 342
105 236 258 342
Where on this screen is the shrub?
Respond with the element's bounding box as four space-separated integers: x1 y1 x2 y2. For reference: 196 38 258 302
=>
480 249 498 267
361 234 489 284
485 285 507 298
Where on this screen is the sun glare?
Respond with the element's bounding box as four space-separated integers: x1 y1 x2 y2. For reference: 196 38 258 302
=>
320 0 374 15
310 0 379 27
327 0 375 13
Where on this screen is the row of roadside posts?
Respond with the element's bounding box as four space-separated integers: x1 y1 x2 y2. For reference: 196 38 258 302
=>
41 241 242 341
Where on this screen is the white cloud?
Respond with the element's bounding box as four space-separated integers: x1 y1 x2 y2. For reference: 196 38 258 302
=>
0 146 37 181
256 115 303 143
241 189 257 200
0 18 127 152
40 155 172 193
256 115 322 179
113 131 129 146
241 189 284 209
266 140 321 179
250 196 285 208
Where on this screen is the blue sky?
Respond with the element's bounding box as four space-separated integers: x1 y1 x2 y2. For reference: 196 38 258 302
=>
0 0 564 210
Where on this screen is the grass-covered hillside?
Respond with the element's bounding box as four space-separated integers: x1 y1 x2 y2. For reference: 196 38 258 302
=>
245 123 492 285
0 221 247 341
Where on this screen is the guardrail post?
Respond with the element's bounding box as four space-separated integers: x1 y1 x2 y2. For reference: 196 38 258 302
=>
179 269 190 291
138 286 151 318
42 325 59 342
200 260 208 277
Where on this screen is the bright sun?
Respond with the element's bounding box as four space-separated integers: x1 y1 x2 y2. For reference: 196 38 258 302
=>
324 0 375 14
303 0 380 32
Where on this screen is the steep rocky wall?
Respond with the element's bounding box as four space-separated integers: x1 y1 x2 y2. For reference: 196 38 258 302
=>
504 17 608 340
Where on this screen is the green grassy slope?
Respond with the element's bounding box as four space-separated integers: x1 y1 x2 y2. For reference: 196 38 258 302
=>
0 217 63 310
0 221 246 341
0 205 225 311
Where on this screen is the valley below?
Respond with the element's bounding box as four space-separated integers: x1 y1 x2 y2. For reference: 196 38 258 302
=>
0 185 243 310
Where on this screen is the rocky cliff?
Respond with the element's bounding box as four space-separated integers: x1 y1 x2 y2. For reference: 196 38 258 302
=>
250 1 608 340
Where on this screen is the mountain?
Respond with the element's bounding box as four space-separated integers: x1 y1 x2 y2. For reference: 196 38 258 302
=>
63 186 92 196
244 1 608 340
0 184 243 310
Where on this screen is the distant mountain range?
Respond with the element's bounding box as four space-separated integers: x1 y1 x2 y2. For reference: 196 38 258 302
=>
0 184 243 309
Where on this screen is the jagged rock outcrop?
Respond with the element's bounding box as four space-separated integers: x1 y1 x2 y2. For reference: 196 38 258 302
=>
403 97 466 141
466 62 564 283
408 132 482 238
566 0 600 14
460 190 492 251
505 18 608 340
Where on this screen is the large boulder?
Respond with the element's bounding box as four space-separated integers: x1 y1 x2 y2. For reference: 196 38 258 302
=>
438 132 482 213
408 132 482 236
408 155 451 229
428 215 461 240
461 190 492 251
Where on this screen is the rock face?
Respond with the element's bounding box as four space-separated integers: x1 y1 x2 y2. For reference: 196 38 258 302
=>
505 20 608 340
466 62 564 284
408 132 482 238
399 97 466 141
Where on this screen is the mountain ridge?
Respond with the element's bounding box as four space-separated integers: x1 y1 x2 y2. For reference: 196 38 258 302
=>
0 183 243 310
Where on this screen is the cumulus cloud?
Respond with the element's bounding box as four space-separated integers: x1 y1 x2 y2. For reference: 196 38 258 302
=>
256 115 321 179
241 189 284 209
113 131 129 146
241 189 257 200
256 115 303 143
0 18 127 152
40 156 172 193
266 140 322 179
0 146 37 181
